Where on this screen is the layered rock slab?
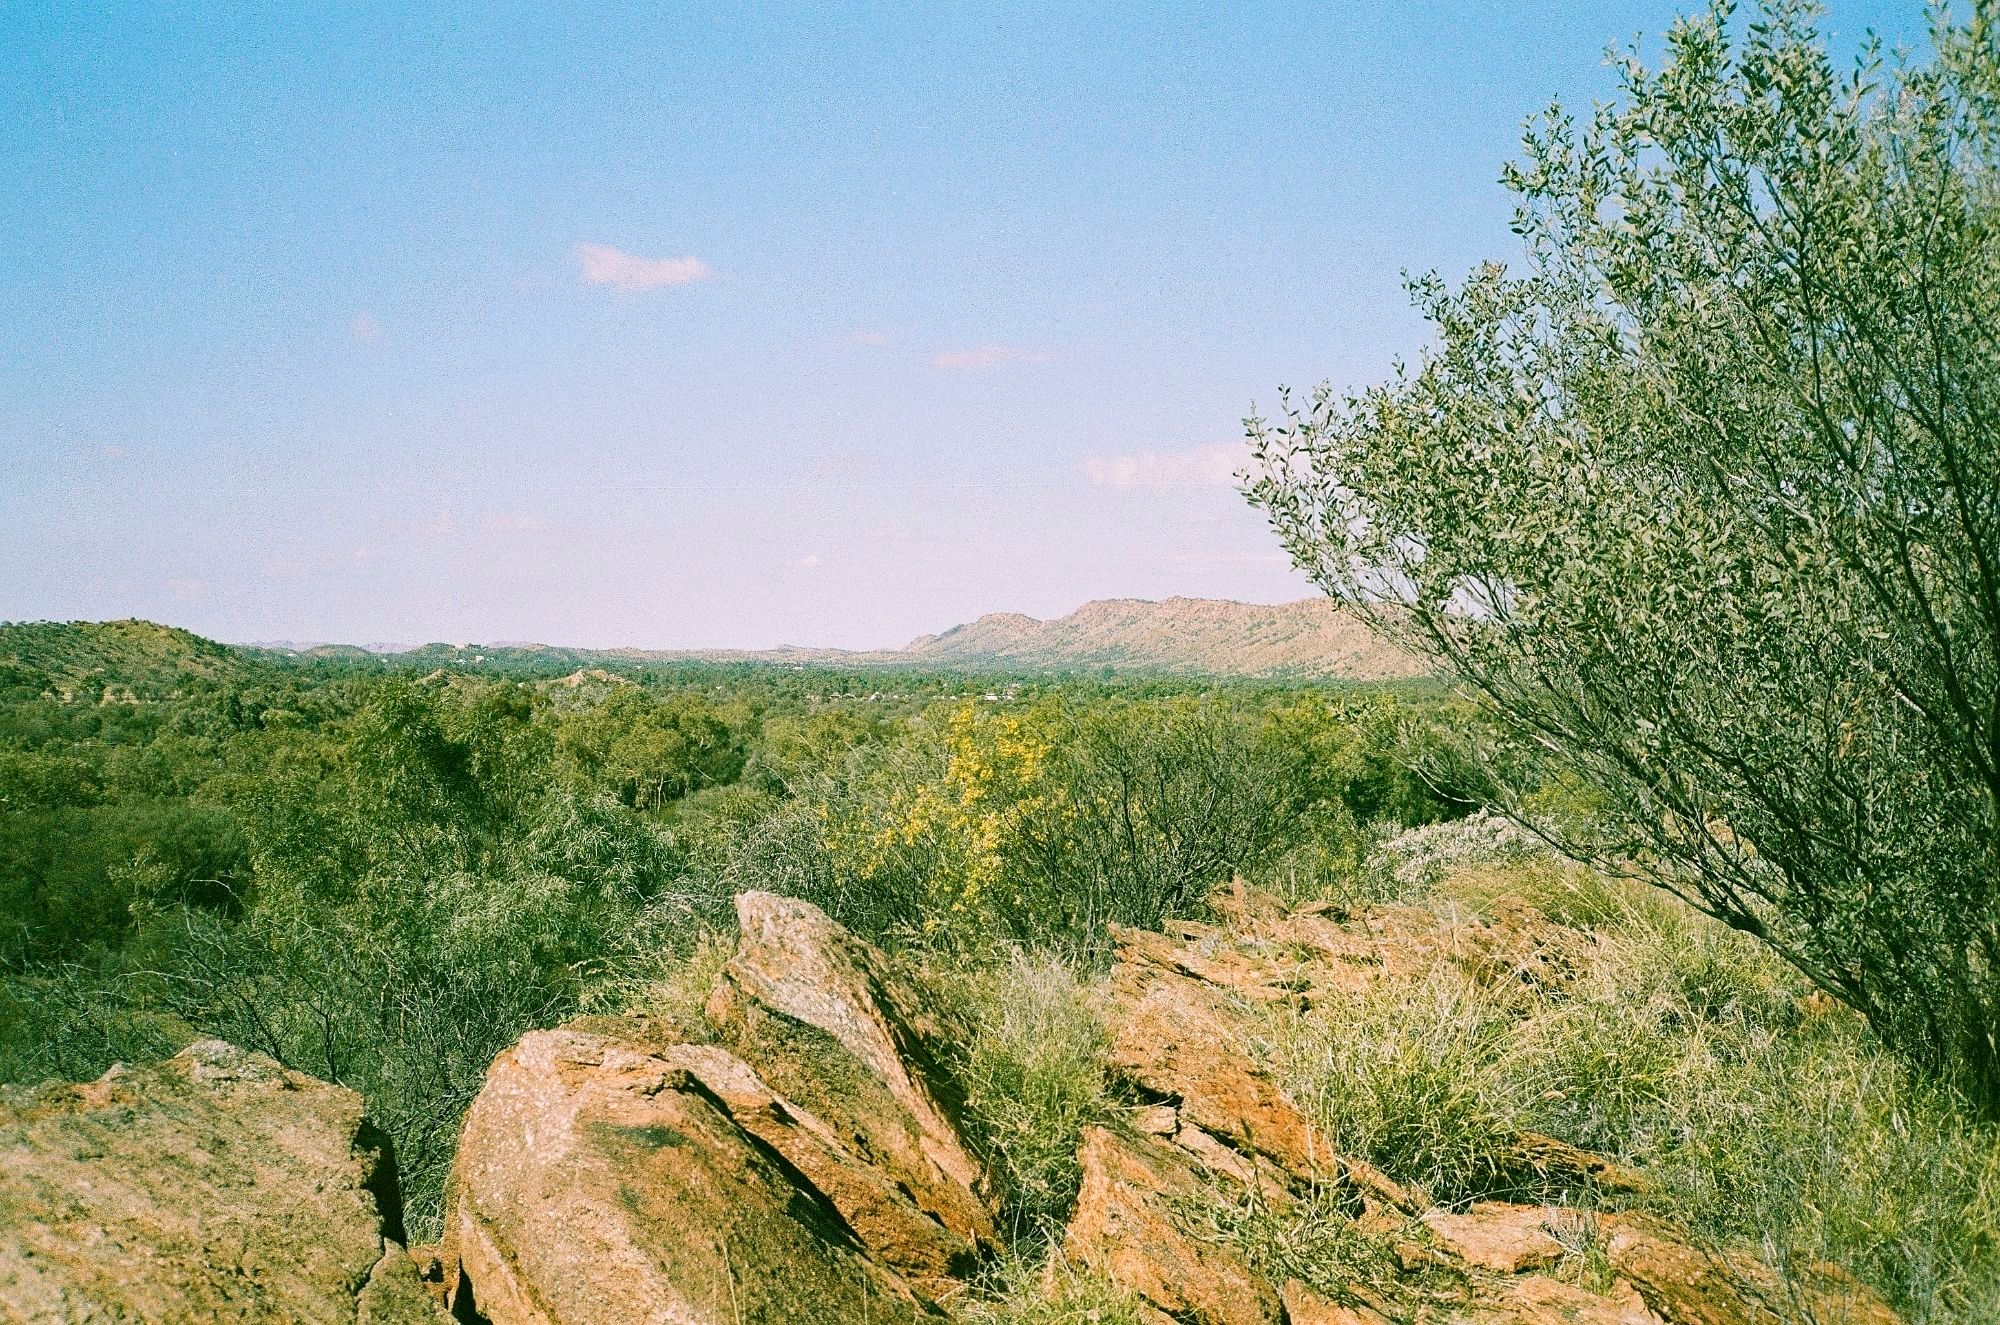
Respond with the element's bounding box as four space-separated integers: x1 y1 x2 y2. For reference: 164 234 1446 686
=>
706 890 994 1251
1082 888 1902 1325
1602 1214 1902 1325
0 886 1913 1325
1419 1203 1575 1274
0 1039 442 1325
441 1028 937 1325
440 890 994 1324
1105 894 1644 1202
1061 1126 1277 1325
1104 922 1329 1184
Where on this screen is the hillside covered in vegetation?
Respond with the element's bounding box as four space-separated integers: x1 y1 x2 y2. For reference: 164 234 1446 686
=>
0 619 250 700
2 617 1995 1322
900 596 1423 678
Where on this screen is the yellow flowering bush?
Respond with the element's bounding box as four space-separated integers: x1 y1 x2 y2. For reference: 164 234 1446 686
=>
762 690 1449 953
817 701 1063 931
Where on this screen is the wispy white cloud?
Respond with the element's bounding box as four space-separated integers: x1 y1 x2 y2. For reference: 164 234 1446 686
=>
1083 441 1246 491
100 444 128 460
846 329 891 346
576 243 713 291
931 344 1051 369
351 312 382 342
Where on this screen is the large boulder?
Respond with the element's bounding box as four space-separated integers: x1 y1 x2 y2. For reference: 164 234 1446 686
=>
0 1039 442 1325
439 1028 936 1325
439 890 994 1324
706 890 994 1249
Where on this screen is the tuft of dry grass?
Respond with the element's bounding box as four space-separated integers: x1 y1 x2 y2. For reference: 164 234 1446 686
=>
940 952 1121 1242
1264 844 2000 1323
578 921 735 1037
953 1252 1150 1325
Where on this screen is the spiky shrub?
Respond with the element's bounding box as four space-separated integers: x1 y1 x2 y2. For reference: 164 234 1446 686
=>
1248 0 2000 1114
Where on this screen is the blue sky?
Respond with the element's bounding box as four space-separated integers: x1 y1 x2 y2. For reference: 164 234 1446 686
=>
1 1 1923 649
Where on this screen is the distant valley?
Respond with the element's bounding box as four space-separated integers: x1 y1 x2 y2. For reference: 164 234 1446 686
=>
0 598 1424 696
247 596 1424 681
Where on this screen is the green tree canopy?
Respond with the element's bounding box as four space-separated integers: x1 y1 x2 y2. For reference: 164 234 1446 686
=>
555 687 745 811
1248 0 2000 1110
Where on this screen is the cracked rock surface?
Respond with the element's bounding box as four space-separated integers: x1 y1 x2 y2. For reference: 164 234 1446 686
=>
0 1039 444 1324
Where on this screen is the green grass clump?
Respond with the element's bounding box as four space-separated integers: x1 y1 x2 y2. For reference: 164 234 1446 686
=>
1278 962 1537 1205
579 920 735 1035
1269 858 2000 1323
1520 897 2000 1320
1171 1186 1416 1308
955 1254 1150 1325
944 953 1119 1241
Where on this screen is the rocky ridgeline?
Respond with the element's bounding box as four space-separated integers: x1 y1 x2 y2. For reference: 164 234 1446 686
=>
0 890 1902 1325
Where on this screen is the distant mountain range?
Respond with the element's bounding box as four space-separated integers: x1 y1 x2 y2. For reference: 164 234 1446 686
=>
2 598 1425 694
898 596 1421 678
264 598 1422 680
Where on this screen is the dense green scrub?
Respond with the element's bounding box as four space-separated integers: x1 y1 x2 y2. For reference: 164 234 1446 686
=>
5 629 1998 1321
0 632 1450 1234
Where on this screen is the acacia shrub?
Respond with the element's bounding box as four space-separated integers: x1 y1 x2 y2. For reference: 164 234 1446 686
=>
1249 0 2000 1111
